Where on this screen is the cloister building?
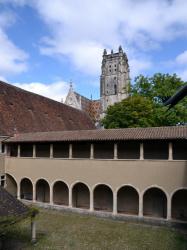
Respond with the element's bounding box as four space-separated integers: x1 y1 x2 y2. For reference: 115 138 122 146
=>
0 80 187 225
0 126 187 224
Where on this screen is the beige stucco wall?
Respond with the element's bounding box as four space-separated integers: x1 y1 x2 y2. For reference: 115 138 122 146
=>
0 155 5 174
4 157 187 196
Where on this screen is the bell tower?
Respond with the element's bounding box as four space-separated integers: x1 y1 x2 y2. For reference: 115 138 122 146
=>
100 46 130 113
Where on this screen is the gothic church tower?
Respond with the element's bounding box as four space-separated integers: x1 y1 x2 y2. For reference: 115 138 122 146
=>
100 46 130 113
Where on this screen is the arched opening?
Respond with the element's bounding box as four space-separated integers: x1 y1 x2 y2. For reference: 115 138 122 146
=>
172 189 187 221
53 181 69 206
5 174 17 197
143 187 167 218
36 179 50 203
20 178 33 200
94 184 113 212
117 186 139 215
72 183 90 209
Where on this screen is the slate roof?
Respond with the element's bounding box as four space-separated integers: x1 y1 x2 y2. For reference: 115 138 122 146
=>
0 81 95 136
5 126 187 143
0 186 29 219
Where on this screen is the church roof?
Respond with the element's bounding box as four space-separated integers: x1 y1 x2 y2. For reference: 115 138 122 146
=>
65 85 101 122
5 126 187 143
0 81 95 136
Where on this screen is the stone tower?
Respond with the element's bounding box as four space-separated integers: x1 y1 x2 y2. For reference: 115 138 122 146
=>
100 46 130 113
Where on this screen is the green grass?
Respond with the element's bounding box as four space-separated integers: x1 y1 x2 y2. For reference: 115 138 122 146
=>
2 208 187 250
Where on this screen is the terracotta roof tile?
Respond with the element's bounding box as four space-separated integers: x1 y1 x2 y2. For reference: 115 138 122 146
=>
5 126 187 143
0 81 95 136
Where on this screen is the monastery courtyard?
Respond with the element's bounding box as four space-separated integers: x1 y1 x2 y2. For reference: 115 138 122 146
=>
3 207 187 250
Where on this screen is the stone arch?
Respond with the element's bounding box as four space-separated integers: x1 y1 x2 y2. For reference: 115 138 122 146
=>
53 181 69 206
143 187 167 218
36 179 50 203
20 178 33 200
72 182 90 209
6 174 17 197
171 189 187 221
117 185 139 215
94 184 113 212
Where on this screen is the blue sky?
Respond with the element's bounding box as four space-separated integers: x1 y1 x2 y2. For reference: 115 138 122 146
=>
0 0 187 101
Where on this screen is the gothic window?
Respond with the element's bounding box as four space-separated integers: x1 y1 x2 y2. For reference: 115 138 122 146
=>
114 84 117 94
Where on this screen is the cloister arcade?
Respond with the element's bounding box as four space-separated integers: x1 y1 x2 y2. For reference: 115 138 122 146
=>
5 174 187 222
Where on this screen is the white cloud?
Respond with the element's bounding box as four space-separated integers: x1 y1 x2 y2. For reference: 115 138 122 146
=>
2 0 187 80
28 0 187 77
129 58 152 79
175 50 187 81
180 70 187 81
0 29 28 75
0 9 28 77
176 50 187 65
13 81 69 102
0 75 7 82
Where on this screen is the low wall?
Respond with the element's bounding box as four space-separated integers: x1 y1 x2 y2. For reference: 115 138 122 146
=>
23 200 187 230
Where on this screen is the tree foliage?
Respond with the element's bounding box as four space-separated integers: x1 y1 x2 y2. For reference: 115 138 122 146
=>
102 73 187 128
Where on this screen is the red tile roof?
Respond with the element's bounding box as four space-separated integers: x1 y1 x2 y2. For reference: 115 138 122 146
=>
5 126 187 143
0 81 95 136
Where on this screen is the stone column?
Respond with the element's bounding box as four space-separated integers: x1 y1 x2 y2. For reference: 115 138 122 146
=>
4 144 7 155
90 190 94 212
113 191 117 215
17 144 21 158
50 144 53 159
50 185 53 205
90 144 94 159
33 144 36 158
140 143 144 160
69 144 72 159
17 183 20 200
31 215 36 243
69 187 72 208
139 193 143 217
114 143 118 160
33 183 36 202
167 197 171 220
168 142 173 161
0 142 2 153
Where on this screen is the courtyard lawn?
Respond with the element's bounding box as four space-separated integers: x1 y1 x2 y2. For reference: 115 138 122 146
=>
2 208 187 250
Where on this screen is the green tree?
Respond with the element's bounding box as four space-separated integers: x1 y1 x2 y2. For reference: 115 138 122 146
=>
132 73 186 103
102 96 156 128
102 73 187 128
